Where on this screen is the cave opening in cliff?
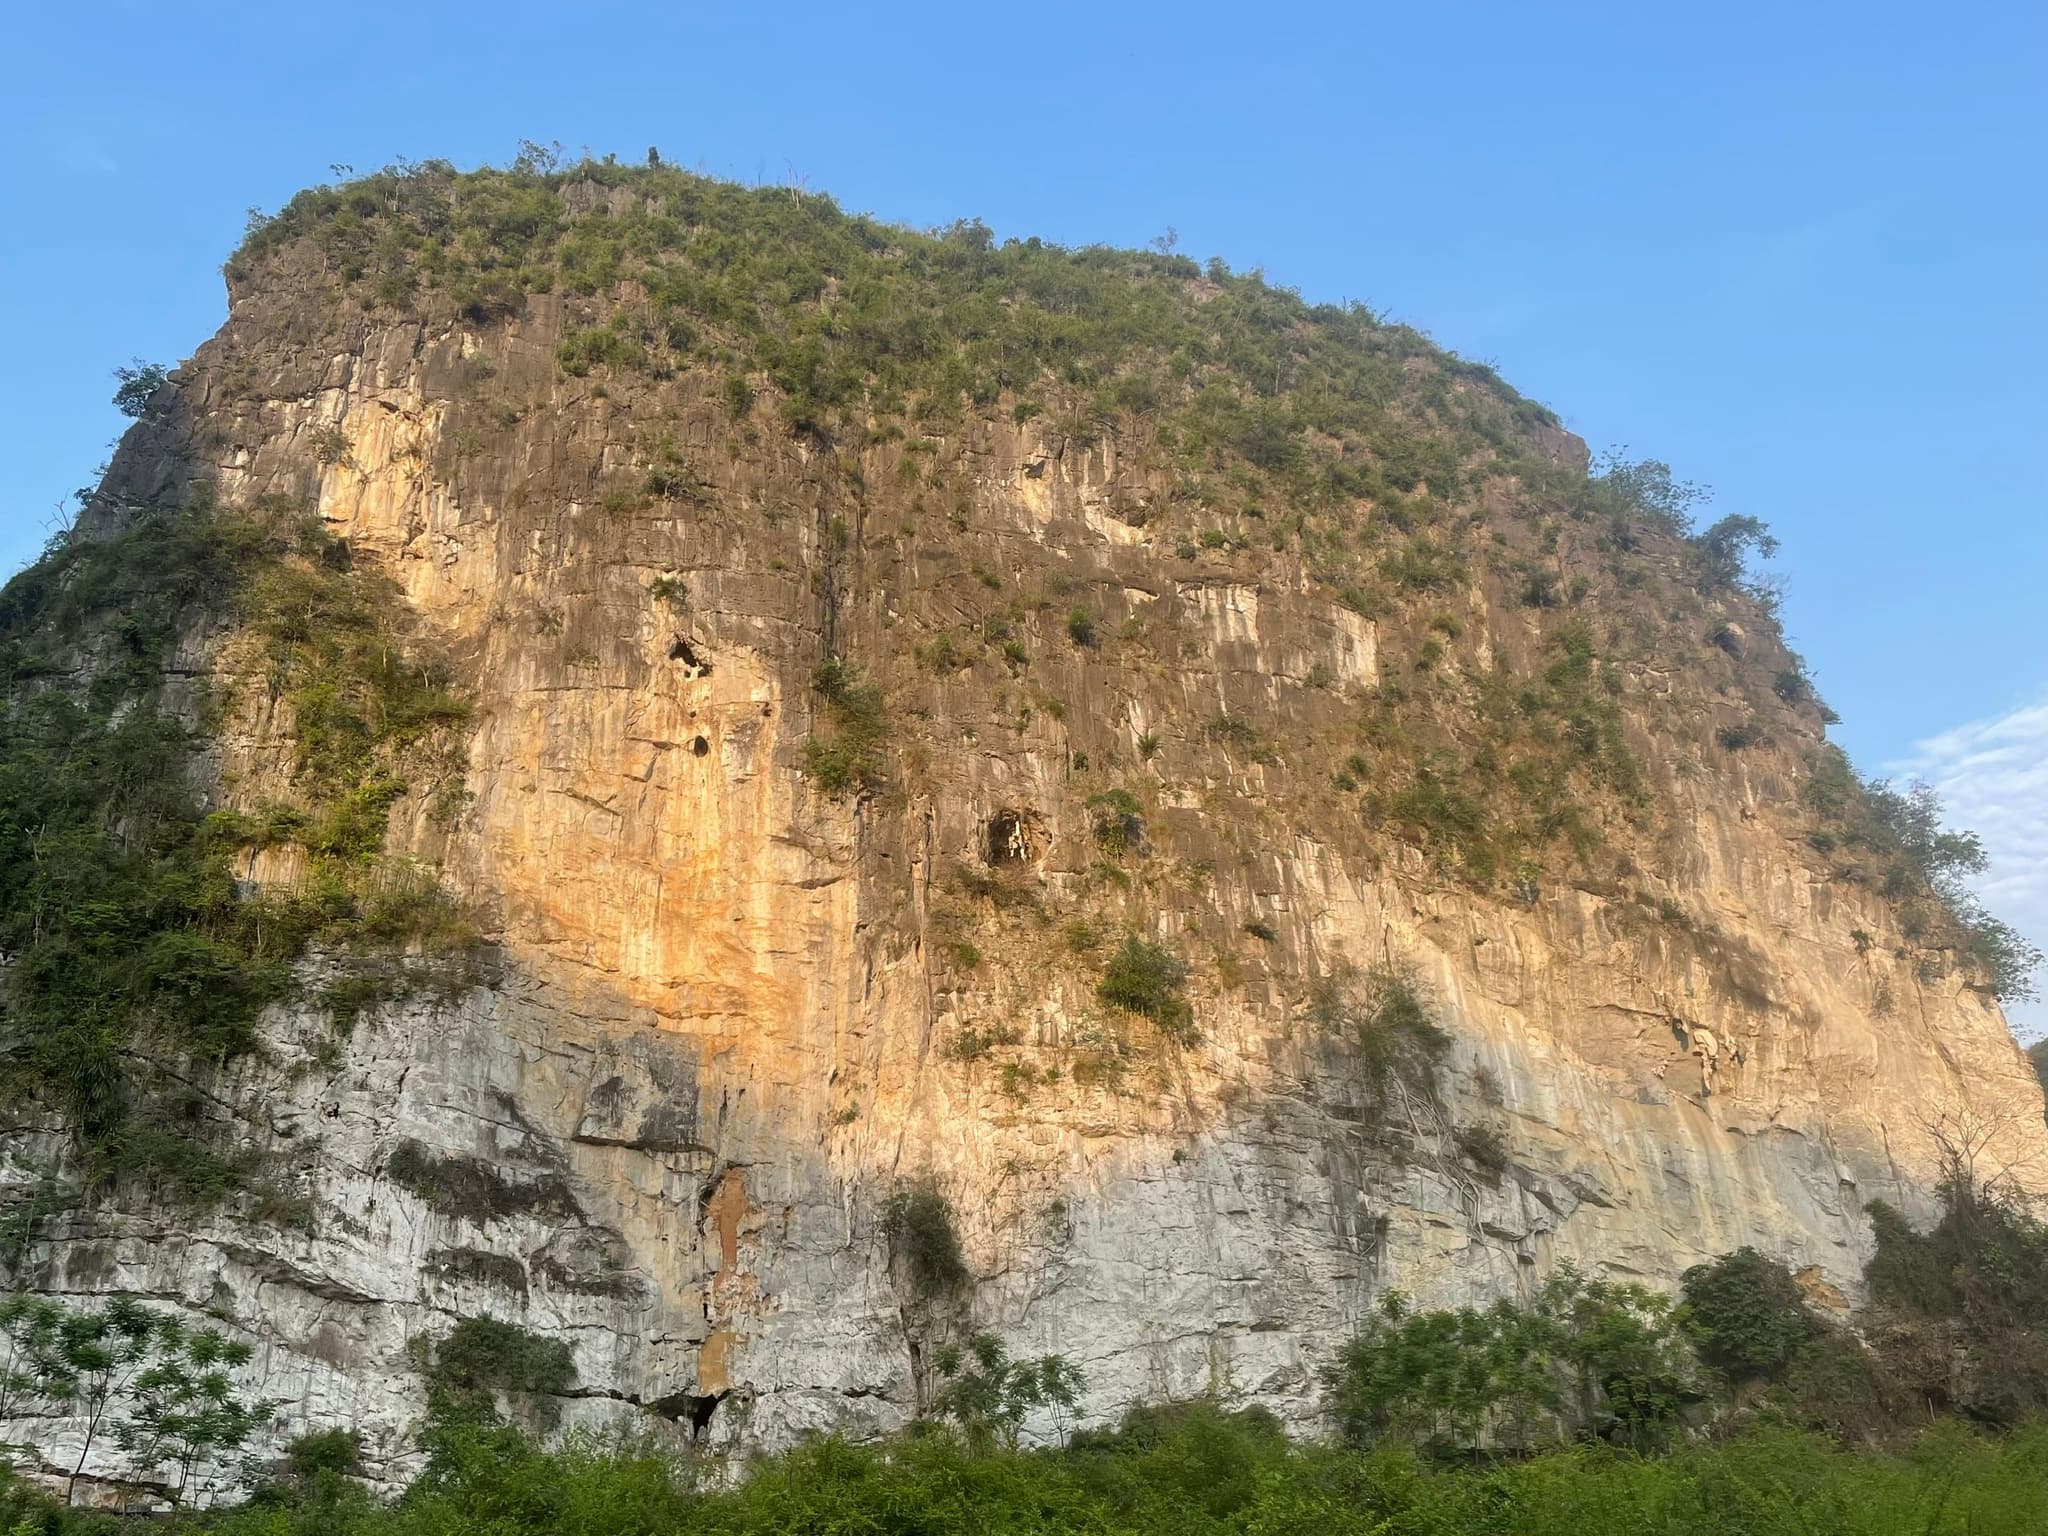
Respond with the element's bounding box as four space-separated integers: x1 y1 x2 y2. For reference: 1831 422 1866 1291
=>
649 1388 727 1438
985 810 1030 865
668 635 711 675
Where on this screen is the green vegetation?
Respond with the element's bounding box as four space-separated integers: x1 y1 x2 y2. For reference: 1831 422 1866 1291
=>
230 153 1554 481
0 498 473 1206
1679 1247 1819 1384
1085 788 1144 854
1803 758 2042 1000
1358 620 1642 888
4 1401 2040 1536
1 1173 2044 1528
880 1179 970 1296
1307 962 1452 1110
930 1332 1084 1450
1324 1270 1701 1455
418 1317 578 1429
1095 936 1194 1041
801 658 888 796
111 361 168 419
1861 1157 2048 1425
0 1295 269 1505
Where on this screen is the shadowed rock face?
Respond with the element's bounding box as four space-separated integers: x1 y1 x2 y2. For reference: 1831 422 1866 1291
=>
9 200 2042 1483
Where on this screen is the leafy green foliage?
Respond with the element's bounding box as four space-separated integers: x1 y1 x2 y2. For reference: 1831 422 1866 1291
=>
0 501 474 1200
111 360 169 419
881 1179 970 1297
1307 962 1452 1109
1322 1270 1700 1455
1693 513 1779 590
1803 757 2042 1000
0 1406 2021 1536
1863 1163 2048 1425
929 1333 1084 1449
0 1295 264 1504
1095 936 1194 1041
4 1310 2048 1536
801 658 888 796
419 1318 577 1430
115 1322 275 1504
1086 789 1144 855
1679 1247 1819 1384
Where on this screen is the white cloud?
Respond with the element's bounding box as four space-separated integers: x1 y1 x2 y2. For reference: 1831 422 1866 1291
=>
1889 695 2048 1041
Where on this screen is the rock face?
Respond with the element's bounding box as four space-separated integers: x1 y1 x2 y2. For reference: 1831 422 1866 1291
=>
6 171 2043 1483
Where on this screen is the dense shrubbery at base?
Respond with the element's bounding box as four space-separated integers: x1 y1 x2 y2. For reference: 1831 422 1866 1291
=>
7 1406 2044 1536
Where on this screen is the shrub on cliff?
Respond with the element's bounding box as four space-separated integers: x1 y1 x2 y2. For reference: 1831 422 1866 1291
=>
1308 961 1451 1109
417 1317 577 1430
802 658 888 796
881 1180 970 1296
1679 1247 1819 1385
1095 937 1193 1041
1863 1161 2048 1425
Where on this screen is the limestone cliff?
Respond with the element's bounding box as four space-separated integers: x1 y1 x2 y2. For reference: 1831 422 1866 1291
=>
2 159 2040 1484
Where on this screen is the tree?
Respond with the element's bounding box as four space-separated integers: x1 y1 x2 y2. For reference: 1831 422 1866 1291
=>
1693 514 1779 589
36 1297 166 1502
0 1294 72 1423
115 1325 274 1504
1679 1247 1818 1385
930 1333 1083 1449
1323 1270 1699 1457
111 361 168 419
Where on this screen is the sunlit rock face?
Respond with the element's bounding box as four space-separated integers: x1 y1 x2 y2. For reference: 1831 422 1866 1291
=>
9 222 2041 1487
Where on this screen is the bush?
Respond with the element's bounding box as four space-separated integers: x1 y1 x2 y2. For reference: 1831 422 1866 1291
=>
1679 1247 1818 1384
1323 1271 1699 1455
802 659 888 796
1453 1121 1510 1180
1308 962 1451 1108
1086 788 1144 854
1095 937 1193 1040
421 1317 577 1428
881 1179 970 1296
1862 1163 2048 1423
1064 607 1096 647
111 359 169 418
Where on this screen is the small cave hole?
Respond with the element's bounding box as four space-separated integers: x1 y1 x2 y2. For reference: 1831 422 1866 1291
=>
690 735 710 757
668 635 712 676
984 810 1030 866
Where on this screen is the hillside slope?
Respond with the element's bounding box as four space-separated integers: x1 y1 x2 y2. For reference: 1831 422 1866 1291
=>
1 155 2040 1476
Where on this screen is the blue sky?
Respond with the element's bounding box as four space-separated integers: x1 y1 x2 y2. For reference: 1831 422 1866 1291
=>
3 2 2042 1014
